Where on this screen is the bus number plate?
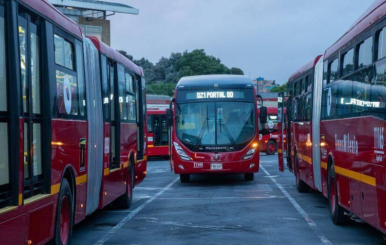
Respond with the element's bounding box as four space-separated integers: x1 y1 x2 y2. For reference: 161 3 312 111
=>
211 163 222 170
194 162 203 168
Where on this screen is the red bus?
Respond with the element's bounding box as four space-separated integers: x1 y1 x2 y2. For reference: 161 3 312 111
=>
147 110 169 157
168 75 266 182
146 95 170 157
259 107 286 155
278 0 386 234
0 1 146 244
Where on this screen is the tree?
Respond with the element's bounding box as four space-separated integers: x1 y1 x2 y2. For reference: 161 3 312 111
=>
116 49 247 96
270 83 287 93
230 67 244 75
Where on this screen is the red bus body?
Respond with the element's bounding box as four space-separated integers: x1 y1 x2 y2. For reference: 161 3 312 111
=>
147 110 169 157
146 95 171 157
259 107 286 155
278 0 386 235
0 1 146 244
170 75 260 182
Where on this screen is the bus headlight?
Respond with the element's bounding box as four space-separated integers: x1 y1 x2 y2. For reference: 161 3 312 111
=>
173 142 191 161
242 148 257 160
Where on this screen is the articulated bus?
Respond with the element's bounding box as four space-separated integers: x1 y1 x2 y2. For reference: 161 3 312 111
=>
168 75 266 182
146 95 170 158
278 0 386 234
259 107 286 155
0 1 146 244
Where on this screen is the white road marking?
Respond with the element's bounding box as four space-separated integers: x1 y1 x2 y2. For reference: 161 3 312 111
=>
94 177 179 245
260 165 332 245
157 196 285 200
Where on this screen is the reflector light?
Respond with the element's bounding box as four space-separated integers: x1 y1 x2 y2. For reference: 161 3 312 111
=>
249 163 255 168
178 164 185 170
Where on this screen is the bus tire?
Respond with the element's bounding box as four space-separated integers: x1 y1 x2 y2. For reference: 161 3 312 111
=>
266 140 277 155
54 178 74 245
294 154 309 193
244 173 254 181
328 163 347 225
116 161 135 209
180 174 190 183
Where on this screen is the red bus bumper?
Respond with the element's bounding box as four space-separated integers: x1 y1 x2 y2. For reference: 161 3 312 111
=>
173 157 259 175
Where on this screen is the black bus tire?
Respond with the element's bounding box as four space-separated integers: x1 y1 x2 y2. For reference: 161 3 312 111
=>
54 178 74 245
266 140 277 155
328 163 347 225
244 173 254 181
294 154 309 193
116 161 135 209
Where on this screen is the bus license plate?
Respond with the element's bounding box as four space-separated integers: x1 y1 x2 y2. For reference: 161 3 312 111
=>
211 163 222 170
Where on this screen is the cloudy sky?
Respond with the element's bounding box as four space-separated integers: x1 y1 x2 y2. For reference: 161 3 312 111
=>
106 0 374 84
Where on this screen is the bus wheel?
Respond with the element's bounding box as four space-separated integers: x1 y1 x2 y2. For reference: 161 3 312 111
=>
266 140 277 155
295 154 309 193
180 174 190 183
117 161 134 209
328 163 347 225
244 173 254 181
54 179 74 245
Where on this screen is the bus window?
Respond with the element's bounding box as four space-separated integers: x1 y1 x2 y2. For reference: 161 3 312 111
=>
378 27 386 60
329 59 339 83
299 79 303 94
322 83 338 119
54 34 80 116
358 37 373 67
342 48 354 76
0 2 10 209
125 72 136 122
101 55 110 121
304 93 312 121
306 75 311 92
338 80 353 116
372 63 386 116
118 65 127 120
147 115 153 132
75 40 86 116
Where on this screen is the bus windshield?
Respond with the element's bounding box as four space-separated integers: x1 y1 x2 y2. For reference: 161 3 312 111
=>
176 101 256 152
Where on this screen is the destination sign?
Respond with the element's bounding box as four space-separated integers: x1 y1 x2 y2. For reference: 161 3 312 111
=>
196 91 234 99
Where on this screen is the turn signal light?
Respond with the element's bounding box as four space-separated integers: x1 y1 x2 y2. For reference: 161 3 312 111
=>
320 142 326 147
252 142 258 148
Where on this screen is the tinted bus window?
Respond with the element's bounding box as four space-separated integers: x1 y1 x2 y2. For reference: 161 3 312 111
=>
329 59 339 83
75 40 86 116
54 35 74 70
147 115 153 132
322 83 338 119
125 72 136 121
372 62 386 114
342 49 354 76
305 93 312 121
101 55 109 121
358 37 372 67
378 28 386 60
117 65 127 120
0 3 9 198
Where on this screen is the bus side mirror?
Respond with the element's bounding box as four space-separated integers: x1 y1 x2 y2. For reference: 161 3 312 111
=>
166 109 173 127
260 106 267 124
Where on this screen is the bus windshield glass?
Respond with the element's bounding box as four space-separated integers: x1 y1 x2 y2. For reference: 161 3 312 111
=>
176 101 256 152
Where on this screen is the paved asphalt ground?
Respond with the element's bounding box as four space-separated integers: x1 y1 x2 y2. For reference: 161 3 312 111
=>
72 154 386 245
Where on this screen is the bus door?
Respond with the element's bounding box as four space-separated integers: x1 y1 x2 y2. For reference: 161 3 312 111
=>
136 77 146 161
278 93 292 172
278 93 285 171
152 114 168 147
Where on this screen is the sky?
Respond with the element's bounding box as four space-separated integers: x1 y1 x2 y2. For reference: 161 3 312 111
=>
105 0 374 84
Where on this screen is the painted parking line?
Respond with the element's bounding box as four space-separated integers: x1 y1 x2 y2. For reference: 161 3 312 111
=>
94 177 179 245
260 165 332 245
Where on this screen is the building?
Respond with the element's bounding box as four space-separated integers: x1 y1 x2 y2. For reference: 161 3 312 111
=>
49 0 139 45
253 77 278 93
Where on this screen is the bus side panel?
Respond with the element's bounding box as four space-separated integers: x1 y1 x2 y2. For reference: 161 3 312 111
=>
51 119 88 224
321 117 383 228
0 213 27 245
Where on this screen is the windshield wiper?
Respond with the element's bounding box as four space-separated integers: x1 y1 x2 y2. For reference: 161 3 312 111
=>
195 105 210 149
218 118 237 149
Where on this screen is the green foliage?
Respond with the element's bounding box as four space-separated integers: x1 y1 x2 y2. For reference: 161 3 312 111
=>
118 49 244 96
270 83 287 93
230 67 244 75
